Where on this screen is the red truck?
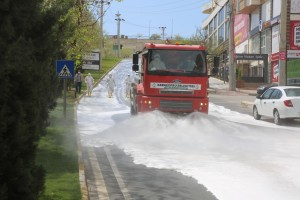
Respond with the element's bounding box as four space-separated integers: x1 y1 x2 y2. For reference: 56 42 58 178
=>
130 43 217 115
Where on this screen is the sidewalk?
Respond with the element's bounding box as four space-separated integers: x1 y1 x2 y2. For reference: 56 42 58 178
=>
209 77 256 94
209 77 256 107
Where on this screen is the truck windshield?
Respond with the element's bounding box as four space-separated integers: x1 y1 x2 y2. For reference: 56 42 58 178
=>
147 49 206 75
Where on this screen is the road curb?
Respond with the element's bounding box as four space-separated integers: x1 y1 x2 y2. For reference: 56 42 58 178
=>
74 102 89 200
75 62 120 199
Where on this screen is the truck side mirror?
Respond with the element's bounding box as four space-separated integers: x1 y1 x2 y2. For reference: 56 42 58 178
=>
133 53 139 64
132 53 139 71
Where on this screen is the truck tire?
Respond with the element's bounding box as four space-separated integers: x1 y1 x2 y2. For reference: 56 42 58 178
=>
130 103 136 115
130 90 137 115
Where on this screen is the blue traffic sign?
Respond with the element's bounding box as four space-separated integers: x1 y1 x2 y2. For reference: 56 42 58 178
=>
56 60 75 79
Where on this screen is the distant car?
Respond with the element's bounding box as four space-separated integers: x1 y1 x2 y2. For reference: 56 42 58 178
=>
253 86 300 125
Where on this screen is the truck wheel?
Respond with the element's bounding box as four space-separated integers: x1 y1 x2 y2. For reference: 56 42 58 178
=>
130 103 137 115
130 104 135 115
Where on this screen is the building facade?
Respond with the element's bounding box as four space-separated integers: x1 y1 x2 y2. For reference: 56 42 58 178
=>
202 0 300 87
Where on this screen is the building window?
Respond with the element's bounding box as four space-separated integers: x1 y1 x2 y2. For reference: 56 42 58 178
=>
213 15 218 30
250 7 260 30
261 0 271 22
209 37 213 47
250 64 263 77
213 32 218 48
266 29 271 54
261 33 266 54
209 21 213 35
218 7 225 25
273 0 281 17
218 24 225 44
225 2 229 17
225 20 229 40
250 34 260 53
261 29 271 54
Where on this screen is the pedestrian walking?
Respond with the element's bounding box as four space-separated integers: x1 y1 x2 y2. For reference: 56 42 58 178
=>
85 73 94 96
106 74 115 98
74 70 84 94
125 74 131 98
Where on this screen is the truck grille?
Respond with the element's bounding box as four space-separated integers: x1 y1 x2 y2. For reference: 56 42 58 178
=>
160 90 194 95
160 100 193 111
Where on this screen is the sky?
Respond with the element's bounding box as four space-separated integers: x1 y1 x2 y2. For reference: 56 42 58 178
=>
100 0 210 39
77 59 300 200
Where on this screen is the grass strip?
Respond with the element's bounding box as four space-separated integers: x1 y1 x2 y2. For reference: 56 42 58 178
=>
37 57 122 200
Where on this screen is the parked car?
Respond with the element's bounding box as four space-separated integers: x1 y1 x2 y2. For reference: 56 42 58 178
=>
253 86 300 125
256 83 278 97
256 78 300 97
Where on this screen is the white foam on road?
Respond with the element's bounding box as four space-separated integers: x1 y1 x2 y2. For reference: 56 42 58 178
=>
77 60 300 200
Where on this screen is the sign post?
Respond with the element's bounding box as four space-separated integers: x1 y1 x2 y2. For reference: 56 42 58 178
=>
56 60 75 119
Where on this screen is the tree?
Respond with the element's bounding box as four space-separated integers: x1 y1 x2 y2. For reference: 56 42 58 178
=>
0 0 77 199
149 33 161 40
189 27 207 46
174 34 184 41
136 33 144 38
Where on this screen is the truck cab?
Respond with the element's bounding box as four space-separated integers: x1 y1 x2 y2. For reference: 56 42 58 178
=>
130 43 211 115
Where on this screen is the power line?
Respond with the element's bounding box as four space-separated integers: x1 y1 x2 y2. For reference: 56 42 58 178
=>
120 0 209 9
123 20 158 29
110 0 209 15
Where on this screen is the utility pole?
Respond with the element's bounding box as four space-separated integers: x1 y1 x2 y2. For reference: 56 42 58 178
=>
159 26 167 41
278 0 288 86
99 1 104 51
115 12 124 57
228 0 236 91
99 0 111 50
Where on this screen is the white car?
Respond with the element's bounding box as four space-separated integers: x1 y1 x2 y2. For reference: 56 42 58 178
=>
253 86 300 125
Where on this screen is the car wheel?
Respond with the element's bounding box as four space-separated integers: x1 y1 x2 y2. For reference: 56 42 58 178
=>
273 110 282 125
253 106 261 120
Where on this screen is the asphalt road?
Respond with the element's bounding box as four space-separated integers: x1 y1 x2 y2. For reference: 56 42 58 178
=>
82 145 218 200
208 91 256 116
